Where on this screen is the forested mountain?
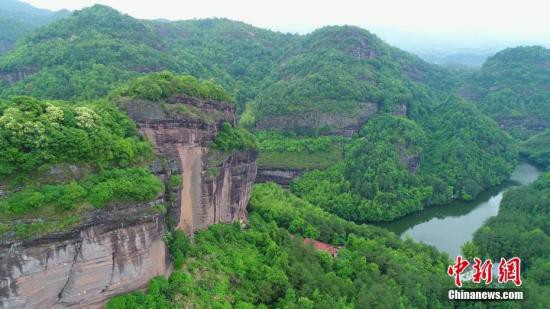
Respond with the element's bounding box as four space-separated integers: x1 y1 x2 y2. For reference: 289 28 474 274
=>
0 5 456 119
0 0 69 54
0 5 293 105
0 3 549 308
251 26 457 132
291 97 517 222
0 5 518 221
521 129 550 170
462 46 550 139
473 172 550 307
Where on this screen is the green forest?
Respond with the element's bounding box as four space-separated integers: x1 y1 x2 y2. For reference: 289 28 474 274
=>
107 184 452 308
472 172 550 307
291 98 517 222
521 130 550 170
0 96 163 239
0 2 549 308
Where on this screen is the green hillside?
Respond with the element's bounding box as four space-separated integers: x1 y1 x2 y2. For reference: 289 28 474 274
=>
0 0 69 54
252 26 457 131
473 172 550 307
463 46 550 139
108 183 453 308
0 5 293 106
291 97 517 222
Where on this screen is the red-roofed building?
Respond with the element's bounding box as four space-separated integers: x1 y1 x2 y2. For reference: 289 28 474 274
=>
303 238 339 257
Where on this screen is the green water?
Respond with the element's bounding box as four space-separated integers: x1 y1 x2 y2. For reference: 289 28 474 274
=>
376 162 541 258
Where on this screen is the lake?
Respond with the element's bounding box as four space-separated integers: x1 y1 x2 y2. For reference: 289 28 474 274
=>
377 162 541 258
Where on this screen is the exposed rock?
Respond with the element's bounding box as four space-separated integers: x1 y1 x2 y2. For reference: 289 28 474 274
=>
0 69 38 85
255 102 378 134
256 168 305 186
0 202 170 308
392 103 408 117
495 115 549 132
398 144 421 173
124 94 257 235
0 93 258 308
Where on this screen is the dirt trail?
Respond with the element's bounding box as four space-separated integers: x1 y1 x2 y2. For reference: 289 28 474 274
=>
176 145 203 234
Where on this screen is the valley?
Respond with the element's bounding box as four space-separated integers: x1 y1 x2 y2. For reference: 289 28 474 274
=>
378 161 541 257
0 1 549 308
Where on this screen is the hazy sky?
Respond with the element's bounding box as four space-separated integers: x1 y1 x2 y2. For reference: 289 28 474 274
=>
23 0 550 49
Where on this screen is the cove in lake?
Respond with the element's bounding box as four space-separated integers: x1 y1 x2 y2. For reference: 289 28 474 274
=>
377 162 541 258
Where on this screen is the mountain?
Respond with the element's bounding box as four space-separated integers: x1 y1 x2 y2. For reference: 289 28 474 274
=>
0 5 293 105
0 5 458 128
291 96 517 222
0 5 517 215
461 46 550 139
251 25 457 133
0 0 70 54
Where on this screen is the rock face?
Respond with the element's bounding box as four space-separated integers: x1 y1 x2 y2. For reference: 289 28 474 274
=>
256 168 304 187
0 202 170 308
0 69 38 85
0 94 257 308
123 95 257 235
255 102 378 135
495 116 549 132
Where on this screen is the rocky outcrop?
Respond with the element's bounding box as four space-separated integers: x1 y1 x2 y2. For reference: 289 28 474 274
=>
0 94 258 308
0 69 38 85
0 202 170 308
256 168 304 186
122 94 257 235
495 116 549 132
397 143 421 174
255 102 378 135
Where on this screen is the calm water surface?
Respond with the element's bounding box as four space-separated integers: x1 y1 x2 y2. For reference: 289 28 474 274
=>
376 162 541 257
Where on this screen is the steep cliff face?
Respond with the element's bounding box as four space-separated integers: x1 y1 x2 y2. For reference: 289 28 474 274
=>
0 94 257 308
0 202 170 308
123 94 257 235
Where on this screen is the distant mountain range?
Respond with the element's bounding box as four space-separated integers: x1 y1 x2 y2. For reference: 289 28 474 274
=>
0 0 70 54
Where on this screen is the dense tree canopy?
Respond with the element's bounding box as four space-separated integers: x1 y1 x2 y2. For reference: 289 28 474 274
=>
211 122 257 153
110 71 235 103
463 46 550 138
0 96 162 240
473 173 550 307
292 98 517 222
0 96 153 180
291 115 432 221
0 5 293 107
420 97 517 201
521 129 550 170
252 26 457 125
107 183 452 308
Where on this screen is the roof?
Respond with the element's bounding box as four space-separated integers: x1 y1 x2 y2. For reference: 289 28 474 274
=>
303 238 339 257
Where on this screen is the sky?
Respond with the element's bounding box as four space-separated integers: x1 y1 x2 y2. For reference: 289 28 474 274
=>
23 0 550 51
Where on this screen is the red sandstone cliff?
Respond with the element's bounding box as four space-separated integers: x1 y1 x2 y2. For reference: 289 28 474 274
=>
0 94 257 308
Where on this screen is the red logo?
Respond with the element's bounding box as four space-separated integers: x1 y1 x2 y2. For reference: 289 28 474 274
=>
472 258 493 284
498 257 522 286
447 256 470 287
448 256 522 287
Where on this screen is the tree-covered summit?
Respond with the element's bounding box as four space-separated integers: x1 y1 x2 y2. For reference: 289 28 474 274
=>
110 71 235 103
0 0 69 55
463 46 550 138
0 5 457 129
